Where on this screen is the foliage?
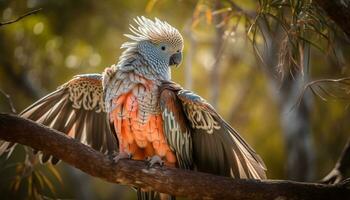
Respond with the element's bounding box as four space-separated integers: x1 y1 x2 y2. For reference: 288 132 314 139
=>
0 147 62 199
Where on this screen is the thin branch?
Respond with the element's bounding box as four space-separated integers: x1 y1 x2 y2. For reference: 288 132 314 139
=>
226 0 257 18
209 0 225 108
0 113 349 199
0 89 16 113
314 0 350 38
322 139 350 184
0 8 42 27
294 77 350 109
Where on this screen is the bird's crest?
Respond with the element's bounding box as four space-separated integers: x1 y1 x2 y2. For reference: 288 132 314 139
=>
122 16 183 49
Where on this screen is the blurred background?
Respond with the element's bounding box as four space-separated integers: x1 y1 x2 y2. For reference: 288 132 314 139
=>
0 0 349 199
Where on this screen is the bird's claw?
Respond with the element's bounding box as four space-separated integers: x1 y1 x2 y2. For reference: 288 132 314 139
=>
146 155 164 168
112 152 132 163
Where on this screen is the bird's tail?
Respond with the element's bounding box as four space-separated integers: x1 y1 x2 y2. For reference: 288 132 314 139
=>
136 188 175 200
137 189 156 200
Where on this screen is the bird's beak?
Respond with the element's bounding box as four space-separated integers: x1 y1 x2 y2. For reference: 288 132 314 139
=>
169 52 182 67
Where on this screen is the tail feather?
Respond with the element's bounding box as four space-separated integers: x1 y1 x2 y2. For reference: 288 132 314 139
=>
137 189 156 200
136 188 175 200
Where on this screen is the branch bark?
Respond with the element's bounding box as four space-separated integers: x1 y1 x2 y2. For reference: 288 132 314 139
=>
314 0 350 38
0 113 349 200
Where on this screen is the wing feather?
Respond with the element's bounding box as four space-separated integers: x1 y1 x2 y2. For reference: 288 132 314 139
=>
160 88 193 169
0 74 118 163
160 81 266 179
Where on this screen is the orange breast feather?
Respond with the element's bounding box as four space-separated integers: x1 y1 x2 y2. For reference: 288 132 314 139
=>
110 85 176 165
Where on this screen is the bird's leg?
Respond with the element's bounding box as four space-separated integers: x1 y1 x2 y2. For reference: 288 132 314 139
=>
146 155 164 167
112 151 132 163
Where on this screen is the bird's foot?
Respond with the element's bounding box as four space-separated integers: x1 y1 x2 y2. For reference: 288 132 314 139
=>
112 152 132 163
146 155 164 168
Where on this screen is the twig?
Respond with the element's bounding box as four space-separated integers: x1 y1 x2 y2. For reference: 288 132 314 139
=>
0 89 17 113
294 77 350 109
0 113 349 199
0 8 42 27
226 0 257 18
322 139 350 184
314 0 350 38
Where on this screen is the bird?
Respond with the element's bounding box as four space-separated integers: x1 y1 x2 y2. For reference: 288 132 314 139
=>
0 16 266 199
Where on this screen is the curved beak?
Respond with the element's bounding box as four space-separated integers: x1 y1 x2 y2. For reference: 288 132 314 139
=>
169 52 182 67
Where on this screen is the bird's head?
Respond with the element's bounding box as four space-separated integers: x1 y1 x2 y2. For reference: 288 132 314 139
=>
119 16 184 80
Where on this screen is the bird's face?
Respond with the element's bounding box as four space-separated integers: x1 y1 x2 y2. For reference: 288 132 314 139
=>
120 17 184 80
138 39 183 68
158 41 183 67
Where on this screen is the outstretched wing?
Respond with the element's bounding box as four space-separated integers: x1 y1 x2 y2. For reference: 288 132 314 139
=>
160 88 193 169
160 82 266 179
0 74 118 164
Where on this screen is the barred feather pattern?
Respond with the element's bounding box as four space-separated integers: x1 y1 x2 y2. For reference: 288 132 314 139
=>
160 81 267 180
104 66 177 167
123 16 183 47
101 17 185 199
113 16 183 83
65 75 105 112
103 65 161 117
1 74 118 164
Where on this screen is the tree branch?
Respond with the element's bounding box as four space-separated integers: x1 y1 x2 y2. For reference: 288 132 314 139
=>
0 113 349 199
314 0 350 38
0 8 42 27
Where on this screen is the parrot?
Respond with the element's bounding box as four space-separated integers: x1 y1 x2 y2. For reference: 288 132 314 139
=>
0 16 266 199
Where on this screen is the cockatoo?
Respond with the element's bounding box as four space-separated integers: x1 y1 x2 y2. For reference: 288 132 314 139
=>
0 16 266 199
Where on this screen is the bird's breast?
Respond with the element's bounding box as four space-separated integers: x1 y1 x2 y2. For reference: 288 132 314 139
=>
109 73 176 165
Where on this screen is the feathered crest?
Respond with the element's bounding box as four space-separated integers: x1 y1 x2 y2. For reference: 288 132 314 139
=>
122 16 183 49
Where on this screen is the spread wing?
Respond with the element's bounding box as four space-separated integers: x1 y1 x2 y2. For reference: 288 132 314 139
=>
160 82 266 179
0 74 118 164
160 88 193 169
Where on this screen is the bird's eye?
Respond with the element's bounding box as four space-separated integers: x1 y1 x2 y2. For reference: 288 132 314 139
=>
161 46 166 51
176 50 180 52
